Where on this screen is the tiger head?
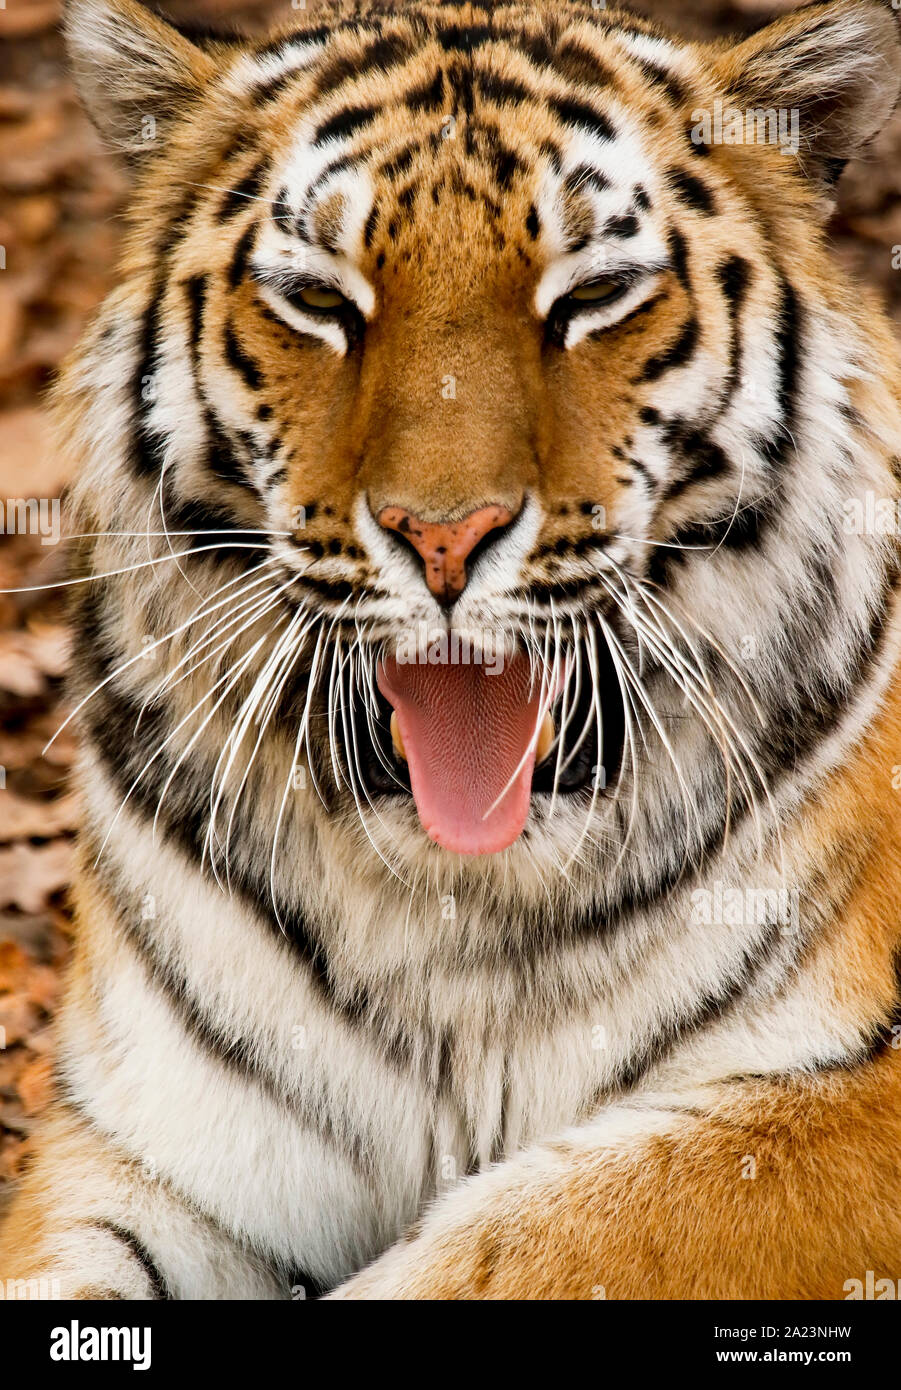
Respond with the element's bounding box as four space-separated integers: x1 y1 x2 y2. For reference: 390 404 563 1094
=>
62 1 901 900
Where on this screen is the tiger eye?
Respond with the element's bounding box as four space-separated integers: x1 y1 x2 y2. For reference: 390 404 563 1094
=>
569 279 621 303
299 285 345 310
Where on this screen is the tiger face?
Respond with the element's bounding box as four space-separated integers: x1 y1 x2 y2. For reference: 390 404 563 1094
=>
63 1 901 893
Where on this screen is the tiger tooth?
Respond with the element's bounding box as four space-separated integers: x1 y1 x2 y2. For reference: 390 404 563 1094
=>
390 711 407 761
536 711 555 764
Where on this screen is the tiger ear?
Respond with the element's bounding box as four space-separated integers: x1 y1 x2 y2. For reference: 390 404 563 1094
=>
64 0 216 162
712 0 901 187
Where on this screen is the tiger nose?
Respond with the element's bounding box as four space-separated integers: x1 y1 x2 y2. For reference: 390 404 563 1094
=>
377 504 515 606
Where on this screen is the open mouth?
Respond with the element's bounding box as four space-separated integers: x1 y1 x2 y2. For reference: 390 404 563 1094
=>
349 638 625 855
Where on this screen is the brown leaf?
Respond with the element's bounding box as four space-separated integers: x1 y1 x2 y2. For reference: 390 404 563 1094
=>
0 789 79 841
0 993 39 1048
0 839 72 913
0 624 70 698
0 939 28 990
17 1054 53 1114
0 409 69 497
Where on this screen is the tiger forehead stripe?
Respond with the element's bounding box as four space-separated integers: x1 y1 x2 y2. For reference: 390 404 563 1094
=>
206 0 714 153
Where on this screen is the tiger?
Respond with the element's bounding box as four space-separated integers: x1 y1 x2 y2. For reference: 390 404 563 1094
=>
1 0 901 1301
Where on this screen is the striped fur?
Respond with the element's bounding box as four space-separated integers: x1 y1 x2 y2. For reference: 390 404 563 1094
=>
2 0 901 1299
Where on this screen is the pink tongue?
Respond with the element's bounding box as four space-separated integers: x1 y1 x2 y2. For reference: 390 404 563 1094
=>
378 652 542 855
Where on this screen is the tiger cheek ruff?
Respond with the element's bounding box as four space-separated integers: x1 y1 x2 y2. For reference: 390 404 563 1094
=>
1 0 901 1302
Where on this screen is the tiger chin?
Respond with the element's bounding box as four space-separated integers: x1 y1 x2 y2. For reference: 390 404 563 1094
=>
2 0 901 1301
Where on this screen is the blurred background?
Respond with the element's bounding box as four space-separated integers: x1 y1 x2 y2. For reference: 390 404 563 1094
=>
0 0 898 1213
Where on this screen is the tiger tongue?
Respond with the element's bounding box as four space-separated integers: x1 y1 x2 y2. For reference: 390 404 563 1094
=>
377 652 544 855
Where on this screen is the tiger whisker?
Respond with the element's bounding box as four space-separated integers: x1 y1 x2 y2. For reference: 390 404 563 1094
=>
210 601 317 889
44 555 281 752
599 573 756 855
92 633 267 867
3 542 274 596
136 570 286 723
596 610 702 878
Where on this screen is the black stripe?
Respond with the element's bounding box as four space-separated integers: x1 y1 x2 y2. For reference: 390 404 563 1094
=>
648 497 774 585
604 212 639 239
291 574 355 603
554 37 619 90
206 412 253 489
184 272 206 356
130 295 166 478
255 69 326 107
630 57 689 111
608 913 786 1095
716 255 751 324
74 636 419 1078
163 492 261 552
215 159 267 222
562 163 610 197
314 102 378 145
405 69 445 112
506 27 555 70
490 1057 511 1165
272 186 294 233
637 315 698 382
511 576 598 603
476 70 532 105
548 94 615 143
108 901 376 1182
94 1221 171 1300
308 154 359 201
715 254 752 407
228 221 257 290
183 278 254 490
660 427 730 502
764 564 897 773
309 32 413 100
447 56 475 118
666 166 715 216
686 122 712 156
537 137 563 173
486 137 522 192
760 276 802 469
436 23 492 51
379 142 417 179
362 202 380 247
127 189 200 482
396 180 418 213
668 226 689 286
223 320 263 391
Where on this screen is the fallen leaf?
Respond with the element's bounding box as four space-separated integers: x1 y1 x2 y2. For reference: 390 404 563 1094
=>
0 839 72 913
0 789 79 841
17 1054 52 1114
